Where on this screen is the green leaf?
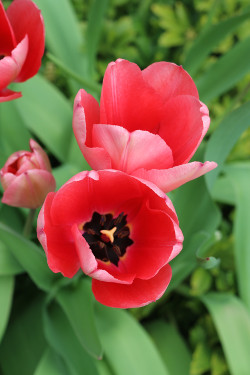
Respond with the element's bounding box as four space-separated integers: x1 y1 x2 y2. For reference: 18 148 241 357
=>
56 278 102 359
0 276 14 343
224 163 250 311
169 177 221 291
34 348 72 375
0 295 46 375
190 342 211 375
86 0 109 78
184 10 250 76
0 240 23 276
196 37 250 103
201 293 250 375
211 175 236 205
53 163 83 190
0 222 60 292
145 320 191 375
43 302 99 375
95 304 169 375
14 75 73 163
0 100 31 165
34 0 86 94
205 102 250 190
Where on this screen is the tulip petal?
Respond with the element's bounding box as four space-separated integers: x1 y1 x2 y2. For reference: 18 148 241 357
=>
0 35 28 91
93 124 174 173
133 161 217 193
0 1 16 55
142 62 199 102
2 169 56 209
158 95 210 165
30 139 52 172
72 224 135 284
92 264 172 308
100 59 162 133
0 88 22 102
124 200 183 279
73 89 111 169
37 193 80 278
6 0 45 81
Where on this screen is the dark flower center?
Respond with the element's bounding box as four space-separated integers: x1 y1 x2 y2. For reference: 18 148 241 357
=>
82 211 133 266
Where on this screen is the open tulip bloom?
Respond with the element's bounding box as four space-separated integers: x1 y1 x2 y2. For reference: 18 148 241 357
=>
0 0 44 102
37 170 184 308
73 59 217 193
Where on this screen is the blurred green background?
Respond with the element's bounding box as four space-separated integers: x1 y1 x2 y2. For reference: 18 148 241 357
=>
1 0 250 374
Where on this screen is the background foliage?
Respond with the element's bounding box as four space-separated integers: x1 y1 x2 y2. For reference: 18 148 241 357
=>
1 0 250 374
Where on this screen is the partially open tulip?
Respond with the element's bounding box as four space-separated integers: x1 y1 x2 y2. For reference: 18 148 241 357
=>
0 0 45 102
73 59 217 193
37 170 183 308
1 140 56 208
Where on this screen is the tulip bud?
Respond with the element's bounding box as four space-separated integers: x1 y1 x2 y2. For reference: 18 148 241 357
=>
0 140 56 208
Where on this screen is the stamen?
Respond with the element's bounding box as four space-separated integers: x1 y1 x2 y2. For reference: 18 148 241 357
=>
100 226 117 243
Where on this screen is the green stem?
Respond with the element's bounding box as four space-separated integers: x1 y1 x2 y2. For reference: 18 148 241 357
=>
47 53 101 94
23 208 36 239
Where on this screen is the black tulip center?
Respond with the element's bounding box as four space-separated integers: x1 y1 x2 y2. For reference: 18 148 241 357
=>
82 211 133 266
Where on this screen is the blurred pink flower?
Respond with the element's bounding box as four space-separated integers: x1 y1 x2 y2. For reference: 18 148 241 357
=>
1 140 56 209
73 59 217 193
37 170 183 308
0 0 45 102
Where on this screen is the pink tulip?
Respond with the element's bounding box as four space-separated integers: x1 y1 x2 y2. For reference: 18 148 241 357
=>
1 140 56 209
37 170 183 308
73 59 217 193
0 0 45 102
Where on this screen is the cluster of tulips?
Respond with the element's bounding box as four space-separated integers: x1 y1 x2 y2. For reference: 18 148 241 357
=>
0 0 216 308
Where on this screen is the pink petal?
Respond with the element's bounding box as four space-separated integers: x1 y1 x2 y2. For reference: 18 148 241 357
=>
0 1 16 55
37 193 80 278
7 0 45 81
100 59 162 133
2 169 56 208
92 124 173 173
133 161 217 193
72 224 135 284
92 264 172 308
0 35 28 91
158 95 210 165
30 139 52 172
142 62 199 102
0 88 22 102
73 89 111 170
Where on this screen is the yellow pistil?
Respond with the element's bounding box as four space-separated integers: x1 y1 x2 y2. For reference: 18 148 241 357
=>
100 227 117 243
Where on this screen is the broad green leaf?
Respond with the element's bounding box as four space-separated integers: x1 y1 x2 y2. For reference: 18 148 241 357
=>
14 75 73 163
0 203 24 233
169 177 221 291
53 163 83 189
205 101 250 190
34 0 86 94
184 10 250 76
43 302 99 375
211 175 236 205
225 163 250 311
0 100 31 165
34 348 71 375
0 295 46 375
0 241 23 276
0 222 60 292
56 278 102 359
0 276 14 342
146 320 191 375
95 304 169 375
201 293 250 375
197 37 250 103
86 0 109 78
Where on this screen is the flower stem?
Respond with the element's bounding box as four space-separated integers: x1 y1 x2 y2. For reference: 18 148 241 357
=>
46 53 102 95
23 208 36 239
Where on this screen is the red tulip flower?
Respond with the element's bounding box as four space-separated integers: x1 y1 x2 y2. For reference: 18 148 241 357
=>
0 0 44 102
37 170 183 308
73 59 217 193
1 140 56 209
